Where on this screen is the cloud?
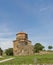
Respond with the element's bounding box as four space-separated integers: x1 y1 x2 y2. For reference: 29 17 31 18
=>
0 40 13 50
0 37 15 50
0 23 15 50
40 7 49 12
0 0 53 50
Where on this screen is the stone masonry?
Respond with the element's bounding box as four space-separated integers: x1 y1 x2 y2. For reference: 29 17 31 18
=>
13 32 33 56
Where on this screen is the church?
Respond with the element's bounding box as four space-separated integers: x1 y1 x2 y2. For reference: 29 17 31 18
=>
13 32 33 56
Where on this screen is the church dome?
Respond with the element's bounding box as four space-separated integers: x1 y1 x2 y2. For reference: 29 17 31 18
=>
16 32 28 40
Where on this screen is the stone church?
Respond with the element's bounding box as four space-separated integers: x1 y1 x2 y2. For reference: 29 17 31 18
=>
13 32 33 56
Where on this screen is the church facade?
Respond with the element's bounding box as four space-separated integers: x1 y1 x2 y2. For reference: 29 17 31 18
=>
13 32 33 56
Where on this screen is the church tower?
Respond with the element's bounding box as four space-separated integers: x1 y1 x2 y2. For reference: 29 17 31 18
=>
13 32 33 56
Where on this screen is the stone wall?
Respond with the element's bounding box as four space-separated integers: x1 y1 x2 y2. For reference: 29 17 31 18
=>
13 32 33 56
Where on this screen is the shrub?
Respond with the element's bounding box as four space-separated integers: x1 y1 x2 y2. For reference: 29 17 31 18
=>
34 43 44 53
5 48 13 56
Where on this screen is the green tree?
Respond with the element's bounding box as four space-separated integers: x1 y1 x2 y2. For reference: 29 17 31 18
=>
0 48 3 55
48 46 53 50
34 43 44 53
5 48 13 56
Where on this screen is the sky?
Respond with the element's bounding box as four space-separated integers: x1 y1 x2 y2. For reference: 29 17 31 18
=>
0 0 53 50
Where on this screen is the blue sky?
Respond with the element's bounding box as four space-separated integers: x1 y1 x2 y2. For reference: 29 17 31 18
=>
0 0 53 50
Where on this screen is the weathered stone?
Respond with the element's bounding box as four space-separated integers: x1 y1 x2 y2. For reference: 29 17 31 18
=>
13 32 33 56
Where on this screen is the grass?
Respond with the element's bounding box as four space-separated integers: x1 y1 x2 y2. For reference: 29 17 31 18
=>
0 54 53 65
0 56 13 61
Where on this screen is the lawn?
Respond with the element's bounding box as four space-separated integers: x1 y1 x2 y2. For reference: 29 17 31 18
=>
0 54 53 65
0 56 13 61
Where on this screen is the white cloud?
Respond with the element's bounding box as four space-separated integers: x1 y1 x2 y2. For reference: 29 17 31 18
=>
0 40 13 50
0 23 15 50
0 37 15 50
40 7 49 12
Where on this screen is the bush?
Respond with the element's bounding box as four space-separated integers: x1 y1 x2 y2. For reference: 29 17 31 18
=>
48 46 53 50
5 48 13 56
0 48 3 55
34 43 44 53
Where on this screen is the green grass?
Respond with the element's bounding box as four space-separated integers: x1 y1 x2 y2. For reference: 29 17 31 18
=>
0 56 13 61
0 54 53 65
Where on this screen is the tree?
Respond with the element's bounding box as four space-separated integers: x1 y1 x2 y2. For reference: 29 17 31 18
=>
34 43 44 53
5 48 13 56
0 48 3 55
48 46 53 50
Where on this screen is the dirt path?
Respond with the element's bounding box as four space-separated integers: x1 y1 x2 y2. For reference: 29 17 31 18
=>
0 58 14 63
